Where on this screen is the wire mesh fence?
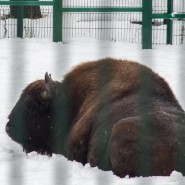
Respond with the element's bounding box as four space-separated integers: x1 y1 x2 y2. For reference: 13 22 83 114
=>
0 0 185 46
152 0 167 45
152 0 185 45
173 0 185 44
0 5 53 38
22 6 53 38
62 12 142 43
62 0 142 8
62 0 142 43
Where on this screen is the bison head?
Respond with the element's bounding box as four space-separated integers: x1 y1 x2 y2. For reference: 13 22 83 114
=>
5 73 66 156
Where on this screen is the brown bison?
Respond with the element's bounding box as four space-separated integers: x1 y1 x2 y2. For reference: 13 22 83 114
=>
5 58 185 177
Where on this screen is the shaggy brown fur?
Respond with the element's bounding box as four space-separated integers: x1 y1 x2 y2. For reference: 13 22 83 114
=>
5 58 185 177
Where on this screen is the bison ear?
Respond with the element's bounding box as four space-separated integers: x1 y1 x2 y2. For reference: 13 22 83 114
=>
41 72 55 100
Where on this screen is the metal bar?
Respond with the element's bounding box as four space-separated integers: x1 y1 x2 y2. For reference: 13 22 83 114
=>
17 6 24 38
166 0 173 45
61 7 142 13
142 0 152 49
152 13 185 19
0 1 53 6
53 0 62 42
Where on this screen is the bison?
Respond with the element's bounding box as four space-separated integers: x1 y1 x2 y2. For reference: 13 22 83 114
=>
5 58 185 177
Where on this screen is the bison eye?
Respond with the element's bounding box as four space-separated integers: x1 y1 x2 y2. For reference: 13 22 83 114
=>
25 97 39 114
25 96 50 115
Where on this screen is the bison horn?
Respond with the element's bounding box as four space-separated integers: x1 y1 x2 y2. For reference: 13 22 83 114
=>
45 72 53 83
42 72 55 100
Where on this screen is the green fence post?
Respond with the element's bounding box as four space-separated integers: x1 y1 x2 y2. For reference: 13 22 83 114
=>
17 6 24 38
53 0 62 42
10 0 23 38
142 0 152 49
167 0 173 45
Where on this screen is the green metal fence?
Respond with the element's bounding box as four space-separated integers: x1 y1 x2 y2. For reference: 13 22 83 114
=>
152 0 185 46
0 0 185 49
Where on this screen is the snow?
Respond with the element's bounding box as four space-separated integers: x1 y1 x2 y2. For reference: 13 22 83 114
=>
0 38 185 184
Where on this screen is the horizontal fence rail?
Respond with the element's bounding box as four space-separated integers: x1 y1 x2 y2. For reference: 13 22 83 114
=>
0 0 185 49
0 1 53 6
152 13 185 19
61 7 143 12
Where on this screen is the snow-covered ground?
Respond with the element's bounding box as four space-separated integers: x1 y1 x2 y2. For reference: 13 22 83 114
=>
0 38 185 185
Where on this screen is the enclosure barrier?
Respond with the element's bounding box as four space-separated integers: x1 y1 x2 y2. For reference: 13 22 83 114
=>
0 1 53 38
0 0 185 49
